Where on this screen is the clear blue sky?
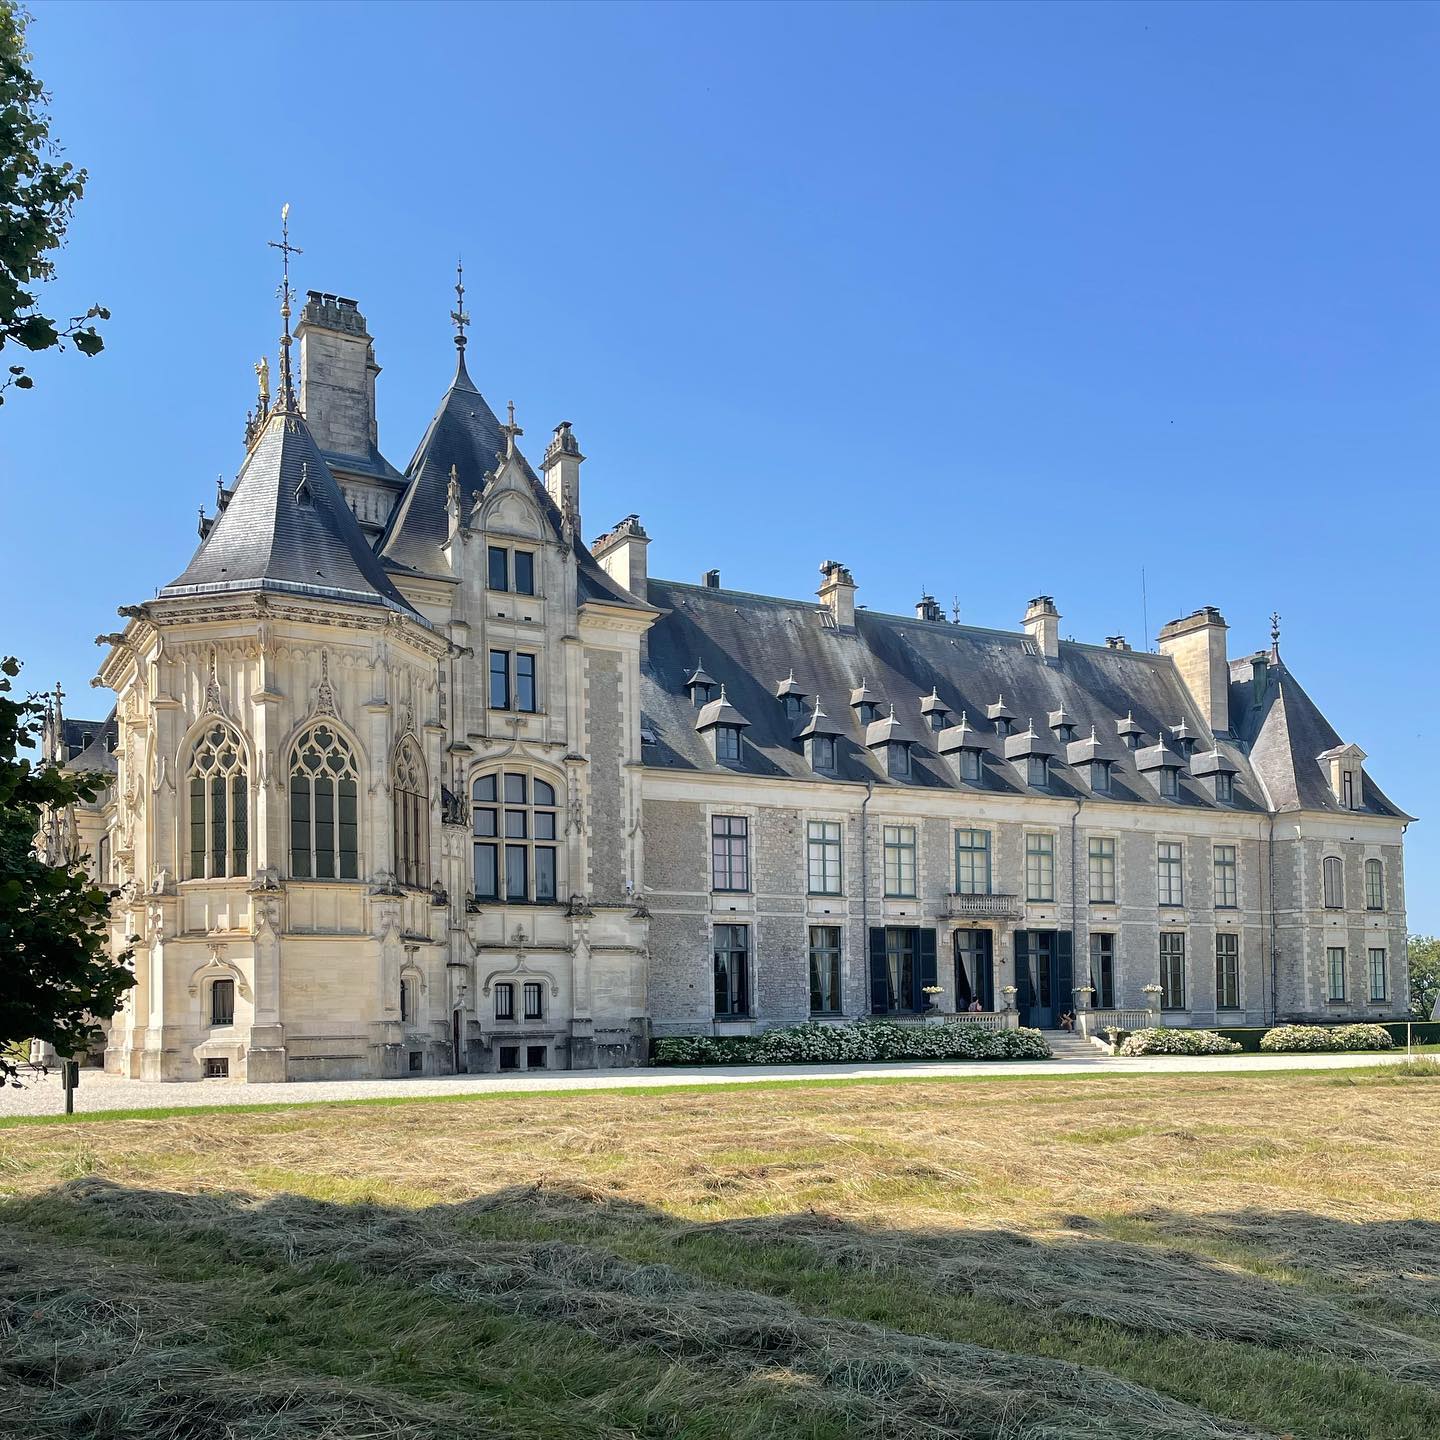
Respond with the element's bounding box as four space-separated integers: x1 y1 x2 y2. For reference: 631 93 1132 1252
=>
4 1 1436 928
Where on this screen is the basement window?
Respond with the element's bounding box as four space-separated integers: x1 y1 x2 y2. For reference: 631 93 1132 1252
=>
408 1051 423 1073
499 1045 520 1071
527 1045 548 1070
203 1058 229 1079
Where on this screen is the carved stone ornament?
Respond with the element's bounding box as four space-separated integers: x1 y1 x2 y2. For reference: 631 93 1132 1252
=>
314 650 338 717
203 647 224 715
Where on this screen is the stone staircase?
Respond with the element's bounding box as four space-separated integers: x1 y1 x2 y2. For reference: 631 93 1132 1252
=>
1044 1030 1108 1062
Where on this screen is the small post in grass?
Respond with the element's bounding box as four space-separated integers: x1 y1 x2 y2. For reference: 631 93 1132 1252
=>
61 1058 79 1116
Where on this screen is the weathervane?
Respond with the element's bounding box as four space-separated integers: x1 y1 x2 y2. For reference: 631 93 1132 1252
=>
268 203 303 411
451 258 470 351
1270 610 1281 647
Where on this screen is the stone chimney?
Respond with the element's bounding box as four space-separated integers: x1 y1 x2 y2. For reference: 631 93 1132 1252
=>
818 560 856 630
541 421 584 533
1157 606 1230 735
915 593 943 622
1105 635 1131 651
592 515 649 599
702 568 721 589
1022 596 1060 660
296 292 379 459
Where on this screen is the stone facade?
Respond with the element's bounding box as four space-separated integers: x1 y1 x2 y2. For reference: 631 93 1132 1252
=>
52 271 1412 1081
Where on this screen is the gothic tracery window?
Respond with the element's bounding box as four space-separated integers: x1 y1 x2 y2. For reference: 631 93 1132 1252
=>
392 736 428 888
187 723 248 878
290 724 359 880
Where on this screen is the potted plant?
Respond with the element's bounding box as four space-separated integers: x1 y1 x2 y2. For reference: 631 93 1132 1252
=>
1001 984 1018 1013
1141 983 1163 1015
921 984 945 1018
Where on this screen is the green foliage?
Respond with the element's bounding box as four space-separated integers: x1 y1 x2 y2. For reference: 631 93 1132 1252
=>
1260 1024 1395 1054
1116 1027 1243 1057
0 656 132 1082
0 3 108 404
1407 935 1440 1021
653 1020 1053 1066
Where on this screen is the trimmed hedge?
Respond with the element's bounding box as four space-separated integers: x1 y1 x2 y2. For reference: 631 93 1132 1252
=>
1214 1021 1434 1052
1117 1027 1243 1057
652 1020 1053 1067
1260 1023 1395 1054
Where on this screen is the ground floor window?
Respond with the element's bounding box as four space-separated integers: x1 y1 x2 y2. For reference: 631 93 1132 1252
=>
495 982 515 1021
1159 933 1186 1010
1368 948 1388 1002
523 981 544 1020
1215 933 1240 1009
809 925 843 1015
869 927 937 1014
1327 946 1347 1002
714 924 750 1017
1089 934 1114 1008
210 978 234 1026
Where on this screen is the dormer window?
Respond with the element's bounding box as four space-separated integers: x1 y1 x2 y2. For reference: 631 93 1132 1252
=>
715 725 741 762
1318 744 1366 810
1342 770 1354 809
1027 755 1049 788
1215 772 1234 803
920 687 949 733
1158 768 1178 798
994 716 1012 738
1117 712 1143 751
1169 721 1198 759
1048 708 1075 744
686 659 717 708
857 702 879 725
776 670 807 726
797 698 842 776
959 749 982 783
695 684 750 766
782 695 804 724
1091 759 1111 794
889 744 912 779
811 734 837 773
987 696 1014 738
1003 719 1055 790
850 679 881 729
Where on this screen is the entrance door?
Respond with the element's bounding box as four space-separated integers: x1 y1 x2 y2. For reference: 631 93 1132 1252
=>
1014 930 1073 1028
953 930 994 1010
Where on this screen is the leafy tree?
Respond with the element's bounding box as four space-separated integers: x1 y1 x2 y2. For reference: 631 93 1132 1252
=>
0 3 107 405
1409 935 1440 1021
0 657 132 1082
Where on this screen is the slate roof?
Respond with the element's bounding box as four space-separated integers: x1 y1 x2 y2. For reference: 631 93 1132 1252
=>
163 408 419 616
640 577 1269 808
60 713 118 774
1228 651 1407 817
378 351 649 612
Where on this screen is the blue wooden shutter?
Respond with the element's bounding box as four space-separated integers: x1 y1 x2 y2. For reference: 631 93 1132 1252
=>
1057 931 1074 1013
918 928 938 1010
869 927 888 1014
1014 930 1030 1012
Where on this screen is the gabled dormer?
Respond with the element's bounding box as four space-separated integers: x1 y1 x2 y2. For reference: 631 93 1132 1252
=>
695 685 750 765
797 697 842 775
937 711 986 784
775 670 807 726
1317 742 1366 810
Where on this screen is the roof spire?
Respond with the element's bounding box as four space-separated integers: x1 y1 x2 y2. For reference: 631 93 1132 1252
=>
1269 609 1281 658
501 399 523 457
268 203 303 413
450 257 469 352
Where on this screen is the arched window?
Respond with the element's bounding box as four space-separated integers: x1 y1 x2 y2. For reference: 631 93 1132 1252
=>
1322 855 1344 910
290 724 359 880
188 723 248 878
472 770 559 903
392 736 428 888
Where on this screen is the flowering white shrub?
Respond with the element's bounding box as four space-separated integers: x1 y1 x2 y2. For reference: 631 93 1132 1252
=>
1261 1023 1395 1053
1117 1027 1242 1056
653 1020 1053 1067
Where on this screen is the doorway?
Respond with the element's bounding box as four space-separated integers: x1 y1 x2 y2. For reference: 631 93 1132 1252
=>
953 929 994 1011
1014 930 1073 1029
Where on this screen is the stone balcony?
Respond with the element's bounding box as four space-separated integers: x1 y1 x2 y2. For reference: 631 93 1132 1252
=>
944 892 1021 920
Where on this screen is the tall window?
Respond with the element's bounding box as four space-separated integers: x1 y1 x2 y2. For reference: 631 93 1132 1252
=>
1368 948 1388 1002
955 829 991 895
489 650 510 709
392 737 428 888
97 833 111 884
1365 858 1384 911
714 725 742 762
1342 770 1354 809
884 927 917 1011
810 734 837 773
1158 768 1179 799
289 724 358 880
515 654 538 713
883 825 916 897
711 814 749 892
488 546 509 590
809 925 842 1015
1087 837 1116 904
210 977 235 1026
472 771 559 902
806 820 842 895
1089 933 1114 1008
1215 933 1239 1009
1215 772 1234 803
958 749 982 783
488 546 536 595
1157 842 1184 907
1159 932 1186 1009
1327 946 1347 1001
188 722 248 879
1322 856 1344 909
524 981 544 1019
1213 845 1237 909
713 924 750 1016
1026 755 1049 788
513 551 536 596
495 982 515 1020
1025 833 1055 902
399 976 413 1024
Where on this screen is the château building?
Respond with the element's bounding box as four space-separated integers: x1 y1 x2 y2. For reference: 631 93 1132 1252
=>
57 251 1412 1081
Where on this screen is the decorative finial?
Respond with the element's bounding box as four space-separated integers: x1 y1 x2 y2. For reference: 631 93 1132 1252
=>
268 203 303 412
1270 610 1281 646
450 257 469 351
501 399 523 457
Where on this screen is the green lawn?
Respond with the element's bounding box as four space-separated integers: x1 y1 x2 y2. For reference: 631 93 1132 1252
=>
3 1065 1438 1439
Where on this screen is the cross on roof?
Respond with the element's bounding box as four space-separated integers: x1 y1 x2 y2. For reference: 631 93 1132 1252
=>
267 203 303 410
501 400 523 456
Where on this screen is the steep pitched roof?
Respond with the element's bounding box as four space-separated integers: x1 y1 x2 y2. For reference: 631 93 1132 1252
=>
379 352 504 577
379 353 651 612
162 408 419 616
640 577 1260 806
1229 652 1407 817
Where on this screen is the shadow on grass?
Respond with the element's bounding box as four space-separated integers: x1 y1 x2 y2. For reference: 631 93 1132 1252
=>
5 1177 1440 1439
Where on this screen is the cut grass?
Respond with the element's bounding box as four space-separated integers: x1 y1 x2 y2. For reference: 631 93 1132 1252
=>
3 1070 1439 1438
